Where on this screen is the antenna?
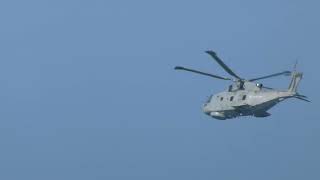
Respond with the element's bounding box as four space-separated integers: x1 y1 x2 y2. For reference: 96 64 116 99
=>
293 59 298 72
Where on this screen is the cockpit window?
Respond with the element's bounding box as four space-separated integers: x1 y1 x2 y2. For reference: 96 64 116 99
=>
220 97 224 101
242 95 247 100
206 95 213 103
230 96 234 101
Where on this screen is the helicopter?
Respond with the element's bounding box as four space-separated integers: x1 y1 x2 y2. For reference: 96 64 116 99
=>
175 50 309 120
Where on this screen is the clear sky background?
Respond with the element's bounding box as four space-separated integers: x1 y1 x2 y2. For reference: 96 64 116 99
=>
0 0 319 179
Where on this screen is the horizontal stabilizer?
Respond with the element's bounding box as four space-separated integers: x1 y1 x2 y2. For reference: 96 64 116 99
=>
295 96 311 102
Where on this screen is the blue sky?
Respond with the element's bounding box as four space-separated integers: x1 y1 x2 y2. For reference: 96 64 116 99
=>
0 0 319 179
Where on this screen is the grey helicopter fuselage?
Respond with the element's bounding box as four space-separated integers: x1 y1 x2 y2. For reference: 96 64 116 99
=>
175 50 308 120
202 80 299 120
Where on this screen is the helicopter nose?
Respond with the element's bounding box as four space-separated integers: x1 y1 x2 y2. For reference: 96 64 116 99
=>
202 105 211 115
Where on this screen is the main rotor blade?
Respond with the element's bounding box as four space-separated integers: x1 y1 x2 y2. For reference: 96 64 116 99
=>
205 51 242 79
174 66 232 80
249 71 291 82
262 86 274 90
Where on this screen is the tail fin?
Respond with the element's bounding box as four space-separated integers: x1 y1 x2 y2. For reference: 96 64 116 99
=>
288 71 303 92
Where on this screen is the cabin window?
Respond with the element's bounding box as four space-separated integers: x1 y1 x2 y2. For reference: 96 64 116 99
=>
220 97 224 101
242 95 247 100
230 96 234 101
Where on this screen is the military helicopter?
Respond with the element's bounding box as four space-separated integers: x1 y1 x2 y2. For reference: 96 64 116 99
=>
175 51 309 120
